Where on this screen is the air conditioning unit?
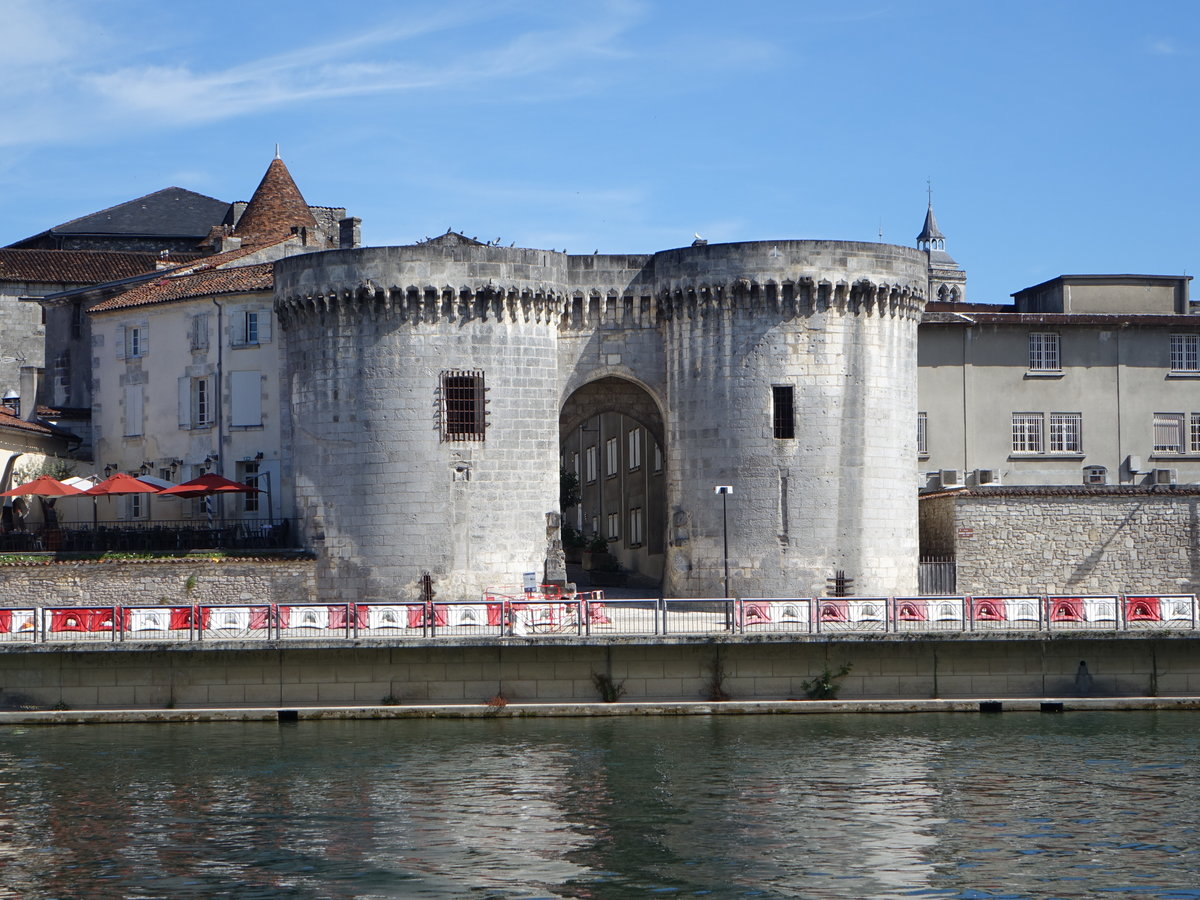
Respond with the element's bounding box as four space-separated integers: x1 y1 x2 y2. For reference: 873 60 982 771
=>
939 469 962 488
975 468 1000 486
1153 468 1177 485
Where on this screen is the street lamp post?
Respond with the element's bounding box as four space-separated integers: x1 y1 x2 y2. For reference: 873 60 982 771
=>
714 486 733 627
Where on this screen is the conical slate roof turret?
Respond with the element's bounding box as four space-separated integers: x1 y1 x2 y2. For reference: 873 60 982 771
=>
233 157 319 243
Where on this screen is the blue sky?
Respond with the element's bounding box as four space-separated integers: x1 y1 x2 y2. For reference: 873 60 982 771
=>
1 0 1196 303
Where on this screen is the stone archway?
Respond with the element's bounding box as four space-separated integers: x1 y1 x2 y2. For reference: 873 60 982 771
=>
559 377 666 589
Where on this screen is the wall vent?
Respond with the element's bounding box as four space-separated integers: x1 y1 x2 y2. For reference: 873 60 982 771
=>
1153 468 1177 485
976 468 1000 486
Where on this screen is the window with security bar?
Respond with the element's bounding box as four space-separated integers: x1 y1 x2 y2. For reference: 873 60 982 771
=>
1011 413 1044 454
1049 412 1082 454
1192 414 1200 453
772 385 795 439
1028 332 1060 371
917 411 928 455
1154 413 1184 453
440 371 486 441
1171 334 1200 373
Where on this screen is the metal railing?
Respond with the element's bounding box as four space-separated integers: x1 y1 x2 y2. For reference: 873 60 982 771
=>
0 519 297 552
0 593 1194 644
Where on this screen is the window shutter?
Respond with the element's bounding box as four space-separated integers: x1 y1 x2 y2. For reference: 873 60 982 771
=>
231 309 246 345
258 312 272 344
178 377 190 428
231 371 262 426
139 321 149 355
124 385 143 436
116 326 126 359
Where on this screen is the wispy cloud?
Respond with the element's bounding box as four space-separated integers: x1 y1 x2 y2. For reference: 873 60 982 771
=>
1146 37 1180 56
0 0 646 148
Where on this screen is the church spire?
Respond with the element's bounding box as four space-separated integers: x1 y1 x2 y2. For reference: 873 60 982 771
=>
916 186 967 303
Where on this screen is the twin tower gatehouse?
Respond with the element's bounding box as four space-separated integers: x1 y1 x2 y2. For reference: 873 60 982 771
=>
274 234 927 602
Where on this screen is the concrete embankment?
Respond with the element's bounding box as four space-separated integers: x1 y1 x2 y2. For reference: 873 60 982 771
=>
3 696 1200 726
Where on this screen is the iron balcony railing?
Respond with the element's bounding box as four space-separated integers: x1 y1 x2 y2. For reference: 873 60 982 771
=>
0 592 1195 644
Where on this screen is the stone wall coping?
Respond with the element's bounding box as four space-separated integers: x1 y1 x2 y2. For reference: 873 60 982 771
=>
3 696 1200 725
2 630 1198 654
921 485 1200 500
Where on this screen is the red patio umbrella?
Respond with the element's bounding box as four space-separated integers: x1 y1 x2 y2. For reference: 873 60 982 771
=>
83 472 163 528
84 473 163 496
159 473 260 499
0 476 86 497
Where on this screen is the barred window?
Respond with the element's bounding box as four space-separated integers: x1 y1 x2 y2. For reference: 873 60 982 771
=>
917 411 928 455
1049 412 1082 454
1154 413 1184 453
1028 333 1060 371
772 385 795 439
1083 465 1107 485
440 370 486 441
1012 413 1043 454
1170 334 1199 373
1192 414 1200 453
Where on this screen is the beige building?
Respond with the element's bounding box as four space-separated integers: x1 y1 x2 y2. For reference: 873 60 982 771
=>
919 274 1198 490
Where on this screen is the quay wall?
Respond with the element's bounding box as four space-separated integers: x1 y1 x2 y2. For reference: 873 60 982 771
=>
1 635 1197 710
0 559 314 608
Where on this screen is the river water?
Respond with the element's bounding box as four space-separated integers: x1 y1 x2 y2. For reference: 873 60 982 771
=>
0 712 1197 899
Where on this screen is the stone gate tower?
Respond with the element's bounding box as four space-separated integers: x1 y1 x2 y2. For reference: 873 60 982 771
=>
275 235 927 601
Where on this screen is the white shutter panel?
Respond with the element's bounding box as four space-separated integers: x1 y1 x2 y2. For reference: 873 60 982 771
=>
231 371 261 426
231 309 246 345
178 377 190 428
139 321 149 355
124 385 143 436
258 312 272 343
116 326 126 359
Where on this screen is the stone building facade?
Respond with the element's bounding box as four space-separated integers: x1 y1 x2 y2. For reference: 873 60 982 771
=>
274 237 927 602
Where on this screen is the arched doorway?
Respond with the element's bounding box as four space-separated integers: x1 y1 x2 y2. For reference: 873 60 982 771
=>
560 377 666 590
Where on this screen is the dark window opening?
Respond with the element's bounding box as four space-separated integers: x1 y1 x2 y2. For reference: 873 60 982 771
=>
772 385 795 439
441 370 486 441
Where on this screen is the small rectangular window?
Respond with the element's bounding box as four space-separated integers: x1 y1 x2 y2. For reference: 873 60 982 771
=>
245 311 259 345
440 370 485 441
585 446 597 483
628 507 643 546
607 511 619 539
1049 412 1082 454
917 411 928 455
238 460 260 513
1170 334 1199 373
191 377 213 427
1192 414 1200 454
1154 413 1184 453
628 429 642 470
653 443 663 474
1028 333 1060 371
772 385 795 439
605 437 618 477
1012 413 1043 454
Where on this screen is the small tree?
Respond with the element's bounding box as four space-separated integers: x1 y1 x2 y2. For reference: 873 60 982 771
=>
560 469 581 510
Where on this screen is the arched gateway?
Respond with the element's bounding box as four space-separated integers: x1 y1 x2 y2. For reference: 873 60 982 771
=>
274 236 926 602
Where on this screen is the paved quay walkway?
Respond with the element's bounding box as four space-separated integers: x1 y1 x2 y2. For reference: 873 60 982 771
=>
2 696 1200 726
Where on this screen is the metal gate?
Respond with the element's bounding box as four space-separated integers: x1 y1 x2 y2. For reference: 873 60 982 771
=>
919 557 957 595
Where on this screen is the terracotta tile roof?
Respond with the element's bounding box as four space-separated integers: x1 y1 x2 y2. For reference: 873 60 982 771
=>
233 158 319 242
0 405 79 442
0 250 160 285
90 262 274 313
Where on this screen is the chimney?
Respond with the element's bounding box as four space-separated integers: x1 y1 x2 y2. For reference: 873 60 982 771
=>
339 217 362 249
18 366 39 421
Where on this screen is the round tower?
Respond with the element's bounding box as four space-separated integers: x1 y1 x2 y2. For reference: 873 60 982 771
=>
274 235 568 602
655 240 927 598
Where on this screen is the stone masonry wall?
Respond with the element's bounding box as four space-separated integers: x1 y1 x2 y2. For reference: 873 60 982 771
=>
0 559 314 608
953 491 1200 595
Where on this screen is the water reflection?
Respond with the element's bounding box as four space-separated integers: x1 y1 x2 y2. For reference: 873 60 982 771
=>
0 714 1197 898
